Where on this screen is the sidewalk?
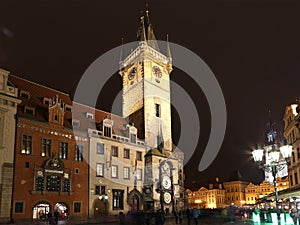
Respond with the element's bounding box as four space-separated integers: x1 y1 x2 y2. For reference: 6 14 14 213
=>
7 214 297 225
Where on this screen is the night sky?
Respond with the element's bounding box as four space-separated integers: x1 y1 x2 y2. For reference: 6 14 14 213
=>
0 0 299 188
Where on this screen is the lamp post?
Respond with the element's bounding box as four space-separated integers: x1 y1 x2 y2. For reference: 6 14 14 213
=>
252 141 292 223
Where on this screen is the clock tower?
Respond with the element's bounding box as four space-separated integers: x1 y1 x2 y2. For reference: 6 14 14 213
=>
119 11 173 153
119 11 184 213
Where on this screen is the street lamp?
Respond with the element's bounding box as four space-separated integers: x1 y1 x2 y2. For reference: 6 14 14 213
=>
252 140 292 223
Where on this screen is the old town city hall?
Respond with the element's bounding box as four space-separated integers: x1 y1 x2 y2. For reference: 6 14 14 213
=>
0 11 184 222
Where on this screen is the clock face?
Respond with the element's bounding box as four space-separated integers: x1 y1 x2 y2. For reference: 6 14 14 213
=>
163 192 172 204
128 67 137 80
162 163 170 173
152 66 162 78
162 175 171 189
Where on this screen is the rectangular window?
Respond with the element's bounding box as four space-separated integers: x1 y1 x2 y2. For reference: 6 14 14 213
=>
130 134 136 143
290 175 293 186
75 144 84 162
112 146 118 157
74 202 81 213
96 163 104 177
59 142 68 159
136 168 142 180
124 149 130 159
21 134 32 154
295 172 298 185
104 126 111 137
97 143 104 154
95 185 106 195
24 106 35 115
111 165 118 178
113 189 124 210
41 138 51 157
123 167 130 180
14 202 24 213
155 103 161 117
136 151 142 161
72 120 80 128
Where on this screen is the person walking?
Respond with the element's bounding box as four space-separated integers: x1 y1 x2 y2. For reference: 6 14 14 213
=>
290 208 298 225
174 209 179 224
119 212 125 225
178 210 183 224
156 209 165 225
186 208 191 225
193 209 199 225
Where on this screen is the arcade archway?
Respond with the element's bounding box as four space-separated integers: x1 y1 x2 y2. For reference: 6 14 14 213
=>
54 202 69 220
33 202 50 220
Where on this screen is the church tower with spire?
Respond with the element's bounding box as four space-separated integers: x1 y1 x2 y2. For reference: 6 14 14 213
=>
119 11 184 212
119 10 173 153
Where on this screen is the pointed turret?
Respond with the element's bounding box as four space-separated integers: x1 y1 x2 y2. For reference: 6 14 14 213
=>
266 110 277 145
136 10 160 51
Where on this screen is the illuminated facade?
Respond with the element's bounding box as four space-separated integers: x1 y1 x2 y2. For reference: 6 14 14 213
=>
9 75 89 221
0 69 20 223
283 103 300 188
245 181 274 205
186 178 226 209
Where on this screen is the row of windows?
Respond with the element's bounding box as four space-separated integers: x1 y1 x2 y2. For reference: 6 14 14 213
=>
96 163 142 180
35 176 70 192
96 143 142 160
247 196 257 201
21 135 84 161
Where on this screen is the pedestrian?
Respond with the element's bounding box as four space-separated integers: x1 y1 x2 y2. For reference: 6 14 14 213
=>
222 208 228 222
290 208 298 225
174 208 179 224
156 209 165 225
186 208 191 225
54 210 59 225
193 209 199 225
119 211 125 225
47 212 56 225
149 212 156 225
178 210 183 224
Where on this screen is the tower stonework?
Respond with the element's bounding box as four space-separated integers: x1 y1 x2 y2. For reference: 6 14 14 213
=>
119 18 173 152
119 12 184 213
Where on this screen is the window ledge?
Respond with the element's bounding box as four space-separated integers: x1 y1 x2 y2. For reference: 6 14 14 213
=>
30 190 73 195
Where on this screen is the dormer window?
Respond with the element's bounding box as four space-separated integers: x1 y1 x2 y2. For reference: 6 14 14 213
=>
86 112 94 119
65 105 72 112
103 118 113 138
104 126 111 137
24 106 35 115
130 134 136 143
43 97 50 105
20 90 30 99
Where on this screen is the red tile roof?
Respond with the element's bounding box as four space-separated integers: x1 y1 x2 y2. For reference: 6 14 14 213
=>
8 74 131 137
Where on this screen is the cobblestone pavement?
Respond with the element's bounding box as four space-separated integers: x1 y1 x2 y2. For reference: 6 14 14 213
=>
8 215 297 225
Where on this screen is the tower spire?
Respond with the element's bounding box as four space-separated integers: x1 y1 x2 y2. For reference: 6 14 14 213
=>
136 10 160 51
119 37 124 63
266 110 277 145
166 34 172 59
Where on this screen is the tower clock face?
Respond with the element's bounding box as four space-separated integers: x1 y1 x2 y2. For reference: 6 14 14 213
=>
162 175 171 189
163 192 172 204
128 67 137 80
152 66 162 78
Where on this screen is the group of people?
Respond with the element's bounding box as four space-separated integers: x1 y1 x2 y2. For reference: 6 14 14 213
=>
121 208 201 225
38 210 60 225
